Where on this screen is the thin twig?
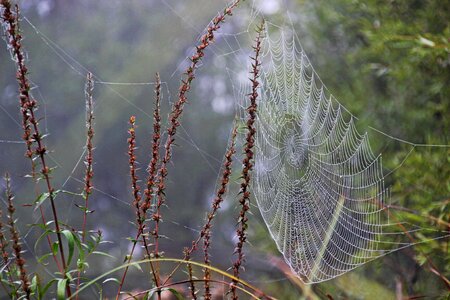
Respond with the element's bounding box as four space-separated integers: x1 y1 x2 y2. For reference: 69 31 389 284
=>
387 204 450 228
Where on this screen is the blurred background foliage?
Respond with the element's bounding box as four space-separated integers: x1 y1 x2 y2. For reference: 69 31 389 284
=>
0 0 448 299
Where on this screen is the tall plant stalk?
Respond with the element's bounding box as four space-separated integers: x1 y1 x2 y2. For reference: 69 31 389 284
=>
1 1 71 297
116 74 162 299
81 72 95 243
231 20 264 300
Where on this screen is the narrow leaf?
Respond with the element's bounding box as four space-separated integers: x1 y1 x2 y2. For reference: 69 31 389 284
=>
40 279 57 299
56 278 68 300
102 277 120 285
92 251 115 259
62 230 75 266
34 192 50 211
34 229 53 252
164 288 184 300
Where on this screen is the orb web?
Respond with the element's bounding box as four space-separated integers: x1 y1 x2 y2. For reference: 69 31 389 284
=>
233 25 448 284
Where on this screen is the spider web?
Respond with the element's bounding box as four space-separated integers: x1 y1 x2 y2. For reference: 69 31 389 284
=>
219 2 450 284
237 26 415 283
0 0 449 290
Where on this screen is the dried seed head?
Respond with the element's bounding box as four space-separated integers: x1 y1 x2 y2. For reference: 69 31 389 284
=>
231 20 264 300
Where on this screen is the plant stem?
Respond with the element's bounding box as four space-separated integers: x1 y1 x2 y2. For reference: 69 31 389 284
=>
142 73 162 291
116 116 142 299
1 2 71 297
81 72 95 243
116 74 163 299
5 174 31 299
231 20 264 300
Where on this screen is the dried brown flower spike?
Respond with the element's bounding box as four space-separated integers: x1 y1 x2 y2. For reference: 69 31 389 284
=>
231 20 265 300
5 174 31 299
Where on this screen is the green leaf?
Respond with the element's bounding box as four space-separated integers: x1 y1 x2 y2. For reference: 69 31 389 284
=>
40 279 57 299
145 287 184 300
52 242 59 256
102 277 120 285
61 229 85 269
60 190 83 197
30 275 39 297
56 278 68 300
146 290 159 300
34 192 50 211
34 229 53 252
92 251 115 259
61 230 75 266
144 291 151 300
29 222 51 231
37 252 53 265
126 237 137 243
164 288 184 300
1 277 15 288
34 190 64 211
78 260 89 270
130 262 143 272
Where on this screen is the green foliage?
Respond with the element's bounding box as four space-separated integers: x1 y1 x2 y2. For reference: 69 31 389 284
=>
293 1 443 142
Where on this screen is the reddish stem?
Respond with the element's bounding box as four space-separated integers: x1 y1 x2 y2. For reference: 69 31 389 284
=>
116 116 142 299
231 21 264 300
81 72 95 243
5 174 31 299
1 2 70 296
